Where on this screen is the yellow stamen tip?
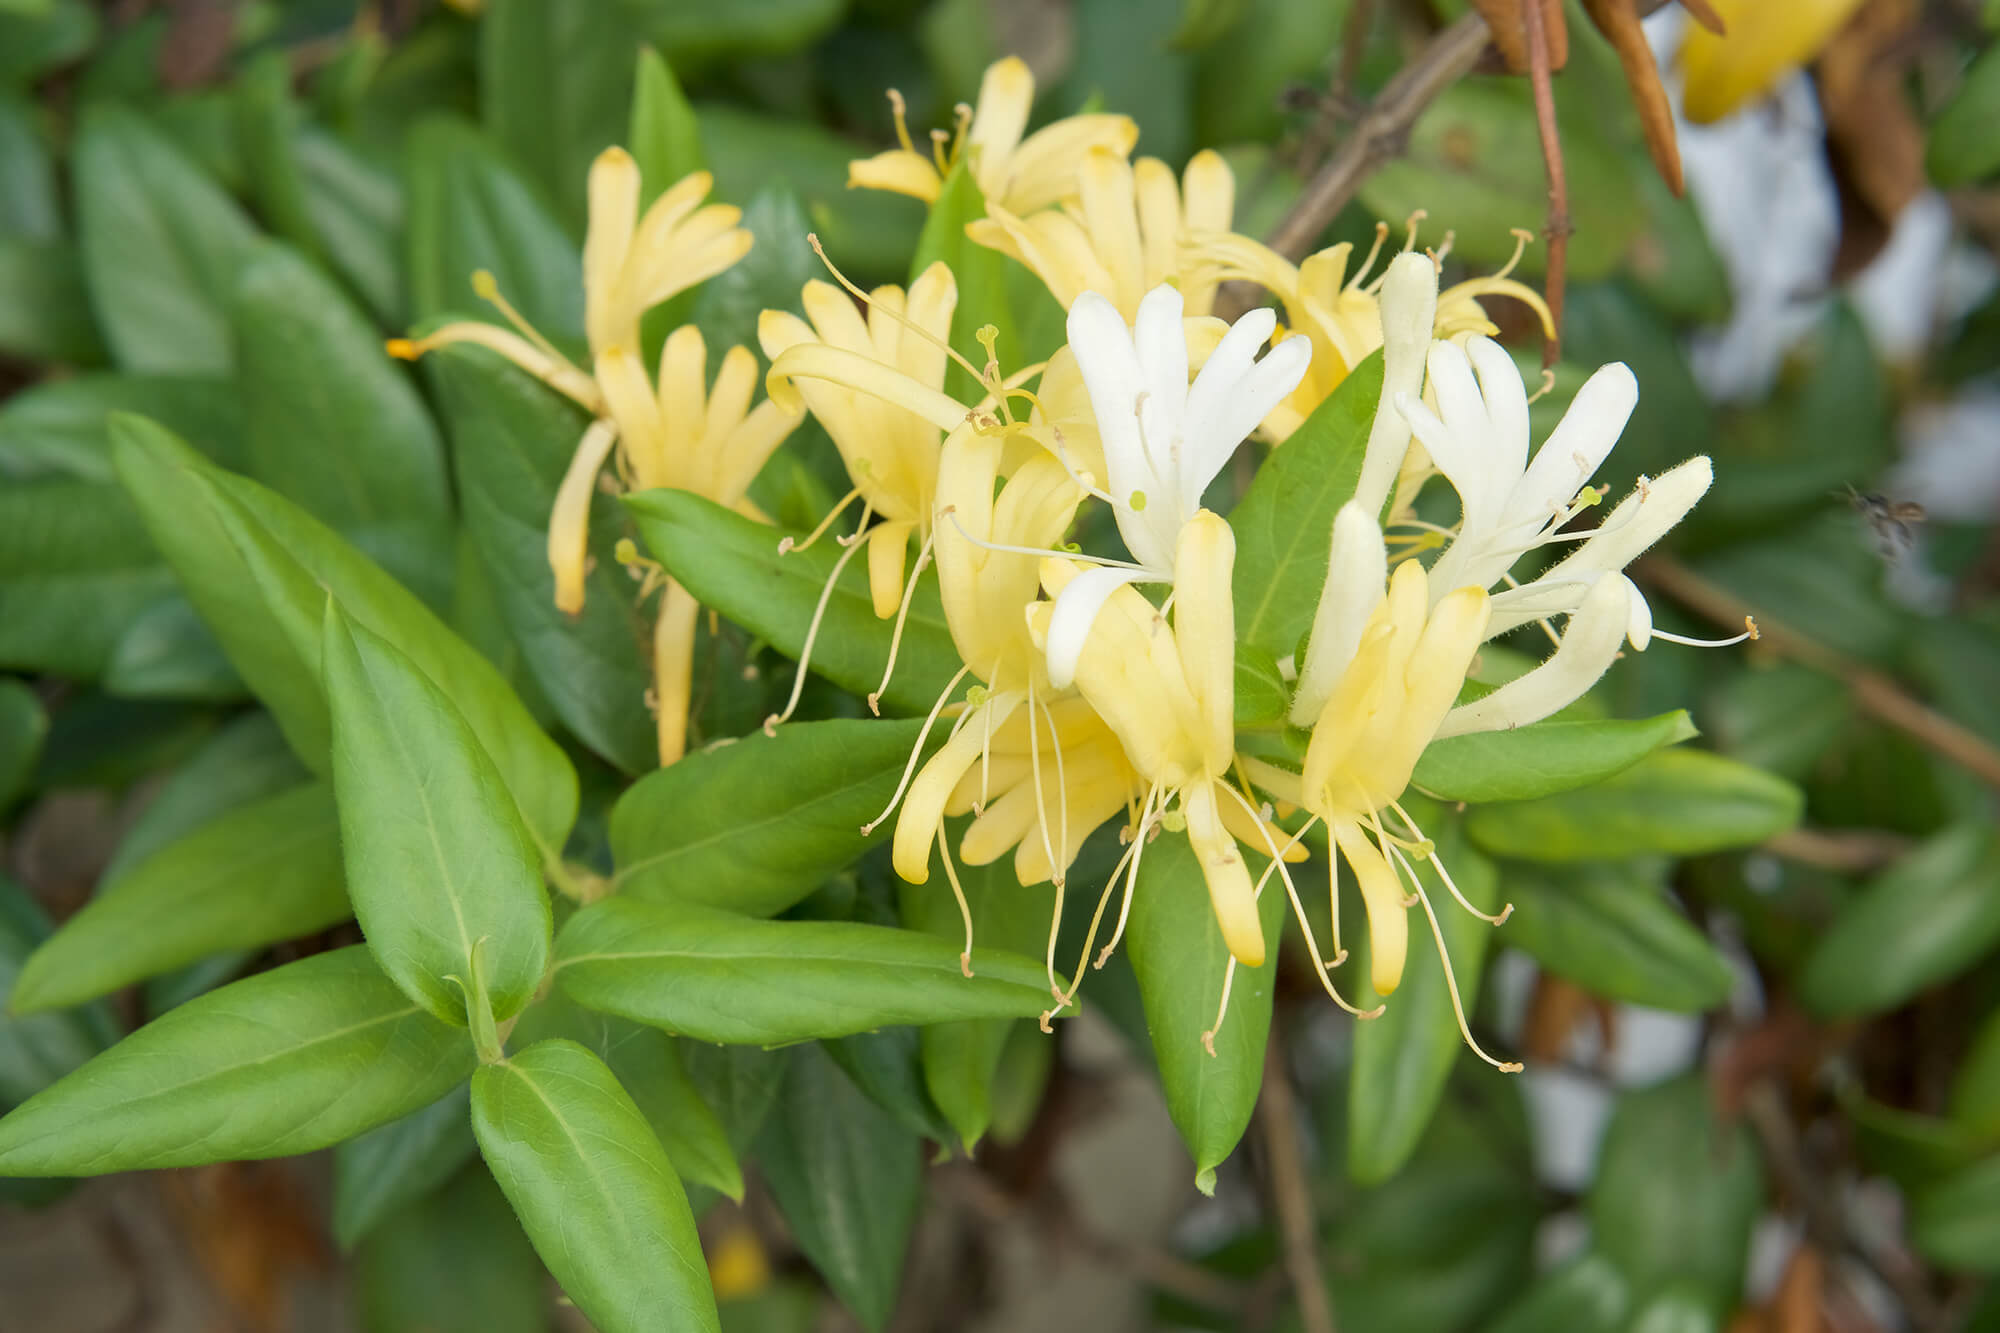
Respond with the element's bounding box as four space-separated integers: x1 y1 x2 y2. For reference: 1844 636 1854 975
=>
384 338 420 361
470 269 499 300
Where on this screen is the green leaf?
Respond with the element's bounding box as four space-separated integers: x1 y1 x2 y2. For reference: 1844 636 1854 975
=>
554 895 1068 1045
1625 1285 1721 1333
819 1026 955 1145
324 605 553 1026
335 1082 479 1250
1496 861 1732 1011
690 182 815 360
630 47 705 203
296 126 406 326
1911 1154 2000 1274
0 0 94 86
1464 749 1802 863
0 677 45 809
356 1161 549 1333
611 717 927 915
1950 1006 2000 1141
234 52 321 263
1349 815 1507 1185
0 235 103 363
0 373 242 483
1125 832 1288 1193
0 947 475 1175
481 0 644 235
1588 1076 1763 1317
1229 352 1380 657
650 1 846 72
1413 712 1697 804
405 116 583 342
1798 824 2000 1020
0 480 173 676
1927 44 2000 187
103 594 243 701
1485 1253 1634 1333
754 1043 918 1333
0 96 53 238
625 489 961 714
72 103 261 373
111 416 579 861
1844 1090 1983 1192
472 1039 720 1333
899 857 1055 1151
1233 640 1288 727
231 242 452 605
9 782 347 1014
0 876 114 1108
909 160 1016 401
428 343 654 774
103 711 303 881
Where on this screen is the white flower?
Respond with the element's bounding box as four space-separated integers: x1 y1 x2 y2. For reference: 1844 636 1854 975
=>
1046 284 1310 688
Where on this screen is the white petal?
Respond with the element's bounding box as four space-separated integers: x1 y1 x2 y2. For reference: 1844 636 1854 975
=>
1465 336 1530 489
1624 580 1654 650
1290 501 1387 725
1353 252 1438 517
1513 361 1638 530
1133 283 1189 424
1540 454 1711 585
1183 306 1277 451
1398 390 1491 525
1066 291 1152 501
1434 574 1630 737
1043 565 1149 690
1183 334 1309 503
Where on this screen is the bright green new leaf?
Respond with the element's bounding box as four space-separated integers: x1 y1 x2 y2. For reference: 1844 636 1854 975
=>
1911 1154 2000 1274
1348 817 1509 1185
334 1083 478 1251
1798 824 2000 1020
71 102 261 373
110 416 579 861
754 1044 918 1333
625 489 960 714
472 1039 720 1333
428 343 653 774
1464 748 1802 862
324 605 552 1026
1927 45 2000 187
1229 352 1380 656
1496 862 1733 1012
9 782 347 1014
554 896 1070 1045
610 717 927 915
1413 711 1697 804
1125 834 1288 1194
0 947 475 1175
630 47 705 204
356 1161 549 1333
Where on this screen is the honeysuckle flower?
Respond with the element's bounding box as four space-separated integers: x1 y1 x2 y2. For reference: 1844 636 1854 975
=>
1186 220 1554 444
1679 0 1867 125
848 56 1138 215
1247 503 1521 1071
968 146 1237 318
1046 284 1310 686
389 151 796 767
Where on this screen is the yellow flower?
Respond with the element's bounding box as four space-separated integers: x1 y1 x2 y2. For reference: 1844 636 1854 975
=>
847 56 1138 215
1186 221 1554 442
968 146 1237 319
389 150 797 767
1679 0 1867 125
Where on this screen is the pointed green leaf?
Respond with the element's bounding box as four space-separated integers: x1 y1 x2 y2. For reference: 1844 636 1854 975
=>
324 606 552 1026
1463 748 1802 862
610 717 928 915
554 896 1069 1045
356 1161 549 1333
909 160 1016 401
630 48 705 202
472 1039 720 1333
295 125 405 326
335 1082 479 1250
110 416 578 860
1911 1155 2000 1274
754 1044 918 1333
429 343 654 773
72 103 260 372
9 782 347 1014
234 52 321 262
1125 833 1288 1194
1229 352 1381 656
0 947 475 1175
1347 816 1509 1185
1799 824 2000 1020
103 594 243 700
0 373 241 483
103 712 303 881
0 875 115 1109
625 489 960 715
1926 44 2000 187
1496 862 1733 1012
1413 711 1698 804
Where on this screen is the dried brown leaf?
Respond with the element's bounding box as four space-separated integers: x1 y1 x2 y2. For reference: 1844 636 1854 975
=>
1773 1245 1829 1333
1473 0 1569 74
1818 0 1926 261
1583 0 1687 195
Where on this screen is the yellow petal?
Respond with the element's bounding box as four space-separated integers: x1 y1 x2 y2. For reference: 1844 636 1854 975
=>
656 324 708 488
583 148 642 352
1180 150 1235 235
547 419 619 617
714 399 803 507
1002 114 1140 214
1679 0 1866 124
396 323 601 411
1078 148 1144 315
653 579 700 767
595 344 670 490
1171 511 1237 775
866 519 915 619
1186 780 1263 967
1133 156 1183 296
894 694 1022 882
1334 820 1408 995
847 148 944 202
968 57 1036 170
765 342 967 432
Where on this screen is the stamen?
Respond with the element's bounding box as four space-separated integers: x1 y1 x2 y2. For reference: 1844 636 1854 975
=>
1024 686 1062 889
949 103 973 160
1648 618 1758 648
1045 424 1116 505
780 487 864 555
1040 691 1070 888
471 270 569 368
763 512 869 736
868 526 939 714
943 510 1153 574
1527 367 1557 403
859 662 972 835
1095 783 1163 969
1394 845 1524 1074
929 127 952 175
1388 801 1513 925
1351 221 1391 291
1201 958 1237 1057
1495 227 1536 280
886 88 915 154
937 831 977 978
1054 834 1145 1019
806 234 990 390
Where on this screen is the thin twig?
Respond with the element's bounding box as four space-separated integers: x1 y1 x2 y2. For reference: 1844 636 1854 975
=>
1763 827 1913 874
1262 14 1493 264
1257 1024 1336 1333
1336 0 1376 100
1520 0 1570 360
1637 555 2000 791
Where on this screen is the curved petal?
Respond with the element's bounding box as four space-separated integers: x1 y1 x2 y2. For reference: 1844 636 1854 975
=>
1291 501 1388 725
1183 333 1309 501
1513 361 1638 528
1465 335 1530 491
1435 574 1630 737
1065 291 1151 503
1043 565 1149 690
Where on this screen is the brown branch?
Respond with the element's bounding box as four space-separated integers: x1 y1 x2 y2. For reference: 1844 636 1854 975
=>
1763 827 1913 874
1263 13 1494 264
1521 0 1571 360
1257 1024 1336 1333
1636 555 2000 791
1336 0 1376 100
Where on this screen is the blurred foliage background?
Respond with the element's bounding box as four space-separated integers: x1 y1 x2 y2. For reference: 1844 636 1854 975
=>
0 0 1998 1330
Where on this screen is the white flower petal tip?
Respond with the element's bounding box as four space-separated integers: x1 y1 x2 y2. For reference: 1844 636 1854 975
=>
1435 573 1632 738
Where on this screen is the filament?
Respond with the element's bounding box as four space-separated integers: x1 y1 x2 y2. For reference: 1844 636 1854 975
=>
859 662 971 835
